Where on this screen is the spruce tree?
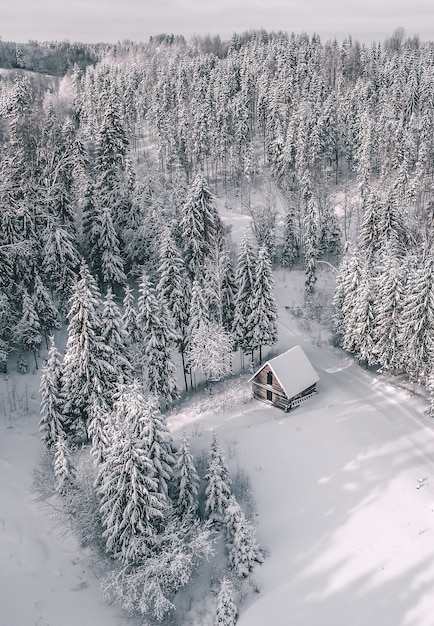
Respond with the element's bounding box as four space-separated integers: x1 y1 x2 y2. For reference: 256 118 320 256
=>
121 285 141 373
205 432 232 526
96 427 166 562
42 220 80 304
39 336 65 449
13 288 42 369
94 205 126 290
157 231 191 390
173 433 200 520
140 394 176 500
400 252 434 383
88 393 112 465
32 273 61 349
248 246 278 364
137 270 179 404
375 246 405 371
215 577 238 626
62 261 115 436
281 209 299 267
224 495 263 578
180 172 222 279
232 230 256 365
54 433 76 496
101 288 132 385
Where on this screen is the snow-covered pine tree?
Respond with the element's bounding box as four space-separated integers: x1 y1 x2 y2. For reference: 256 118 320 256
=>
400 251 434 383
39 336 65 448
94 205 126 291
331 242 353 343
101 287 132 386
96 426 166 562
281 208 299 267
232 230 256 366
54 432 76 495
374 244 405 371
304 196 318 295
140 393 176 501
180 172 222 280
88 392 112 465
248 245 278 364
205 432 232 526
42 219 80 306
336 246 363 353
121 285 141 373
13 287 42 369
62 261 115 437
157 231 191 390
173 433 200 520
317 202 342 259
224 495 263 578
137 270 179 404
32 273 61 349
215 577 238 626
348 265 378 366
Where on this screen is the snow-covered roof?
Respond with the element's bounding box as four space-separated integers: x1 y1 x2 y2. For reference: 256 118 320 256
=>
249 345 319 399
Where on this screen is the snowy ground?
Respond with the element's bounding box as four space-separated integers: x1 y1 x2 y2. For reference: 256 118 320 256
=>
2 232 434 624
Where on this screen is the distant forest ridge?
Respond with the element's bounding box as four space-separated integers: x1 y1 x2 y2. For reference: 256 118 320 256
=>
0 28 428 76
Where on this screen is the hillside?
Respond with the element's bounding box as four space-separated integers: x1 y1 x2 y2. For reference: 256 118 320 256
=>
2 267 434 625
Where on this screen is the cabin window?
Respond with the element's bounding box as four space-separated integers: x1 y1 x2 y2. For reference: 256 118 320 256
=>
267 371 273 386
266 389 272 401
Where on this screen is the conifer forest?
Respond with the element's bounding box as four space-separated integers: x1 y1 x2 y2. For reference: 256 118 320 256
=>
1 29 434 624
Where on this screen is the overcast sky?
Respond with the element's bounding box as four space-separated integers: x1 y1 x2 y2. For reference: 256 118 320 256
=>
1 0 433 45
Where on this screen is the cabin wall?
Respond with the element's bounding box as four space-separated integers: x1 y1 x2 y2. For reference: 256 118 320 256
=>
251 367 317 411
251 364 290 409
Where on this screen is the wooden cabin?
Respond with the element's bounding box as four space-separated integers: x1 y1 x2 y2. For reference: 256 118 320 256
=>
249 345 319 412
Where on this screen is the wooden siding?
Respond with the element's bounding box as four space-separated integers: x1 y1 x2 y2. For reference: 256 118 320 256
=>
251 363 291 410
251 364 317 412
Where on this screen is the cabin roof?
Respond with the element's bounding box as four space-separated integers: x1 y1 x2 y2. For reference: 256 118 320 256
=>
249 345 319 399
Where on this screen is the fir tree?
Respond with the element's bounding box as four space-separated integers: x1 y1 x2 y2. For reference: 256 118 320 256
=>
232 231 256 365
101 288 132 385
39 336 65 449
374 245 405 371
62 261 115 436
215 577 238 626
304 197 318 295
121 285 141 372
205 432 232 525
173 434 200 520
157 231 191 390
400 252 434 383
248 246 278 364
13 288 42 369
281 209 299 267
140 394 176 500
224 495 263 578
88 393 112 465
96 427 166 562
94 205 126 290
32 273 61 349
42 220 80 305
137 270 179 404
54 433 76 496
180 172 222 279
